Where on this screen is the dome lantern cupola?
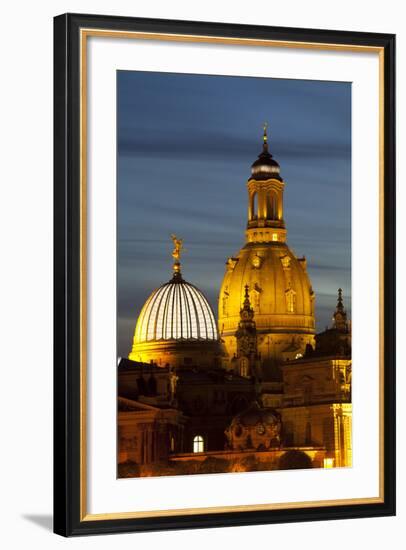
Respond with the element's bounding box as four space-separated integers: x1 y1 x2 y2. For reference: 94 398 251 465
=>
247 124 286 244
250 123 282 181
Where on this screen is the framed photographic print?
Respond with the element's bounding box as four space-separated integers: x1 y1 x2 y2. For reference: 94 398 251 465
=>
53 13 396 536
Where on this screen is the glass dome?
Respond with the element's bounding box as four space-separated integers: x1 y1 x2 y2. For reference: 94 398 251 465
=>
134 277 218 343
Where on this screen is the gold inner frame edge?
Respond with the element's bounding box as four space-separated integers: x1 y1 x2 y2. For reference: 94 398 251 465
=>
79 28 385 522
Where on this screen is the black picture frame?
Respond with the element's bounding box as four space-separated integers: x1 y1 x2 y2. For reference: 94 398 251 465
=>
54 12 396 536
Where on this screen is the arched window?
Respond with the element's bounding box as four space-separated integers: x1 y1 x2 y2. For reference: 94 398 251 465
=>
193 435 204 453
266 192 276 220
286 288 297 313
250 192 258 220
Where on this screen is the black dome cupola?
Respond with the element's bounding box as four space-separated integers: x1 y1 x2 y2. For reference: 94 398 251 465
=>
250 123 282 181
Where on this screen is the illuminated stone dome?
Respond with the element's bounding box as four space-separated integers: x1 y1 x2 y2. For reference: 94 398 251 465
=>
129 237 221 368
225 401 282 451
218 126 315 374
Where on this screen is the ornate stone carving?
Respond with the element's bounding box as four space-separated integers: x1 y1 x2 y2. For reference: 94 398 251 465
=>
226 257 238 271
280 254 291 269
222 287 229 315
251 254 263 269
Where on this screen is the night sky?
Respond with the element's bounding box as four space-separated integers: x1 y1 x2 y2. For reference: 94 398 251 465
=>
117 71 351 358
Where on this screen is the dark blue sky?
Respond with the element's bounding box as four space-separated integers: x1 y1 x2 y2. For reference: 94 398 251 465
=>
117 71 351 358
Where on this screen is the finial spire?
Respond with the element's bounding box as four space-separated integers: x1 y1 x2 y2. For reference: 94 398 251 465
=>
333 287 347 331
243 284 250 306
263 122 269 150
241 284 254 316
238 284 255 323
337 288 344 311
170 234 185 279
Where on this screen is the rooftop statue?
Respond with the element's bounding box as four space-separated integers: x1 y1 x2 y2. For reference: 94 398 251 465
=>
170 234 184 262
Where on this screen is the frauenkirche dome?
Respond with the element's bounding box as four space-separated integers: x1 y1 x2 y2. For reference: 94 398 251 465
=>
218 125 315 375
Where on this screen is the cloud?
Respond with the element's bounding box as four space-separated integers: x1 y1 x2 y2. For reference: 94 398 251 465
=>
308 262 350 272
118 127 350 162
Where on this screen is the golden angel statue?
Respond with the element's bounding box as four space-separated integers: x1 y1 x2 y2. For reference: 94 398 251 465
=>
170 234 184 261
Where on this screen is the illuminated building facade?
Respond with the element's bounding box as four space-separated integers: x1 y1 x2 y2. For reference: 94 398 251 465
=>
280 291 352 468
117 128 352 477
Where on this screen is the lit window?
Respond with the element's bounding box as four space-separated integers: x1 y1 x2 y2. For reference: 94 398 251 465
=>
193 435 204 453
286 288 296 313
323 458 334 468
272 233 278 241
